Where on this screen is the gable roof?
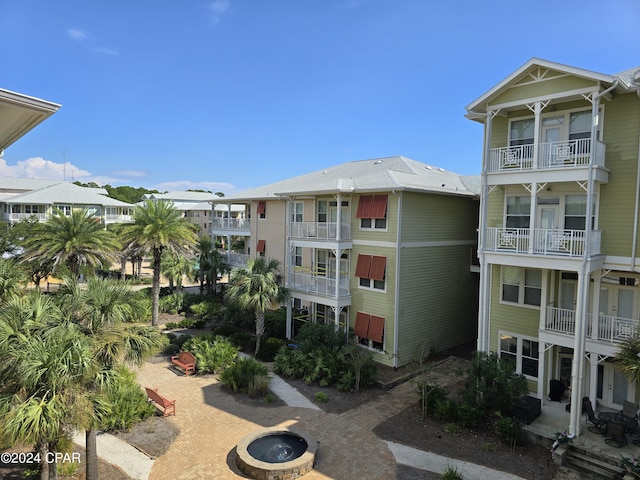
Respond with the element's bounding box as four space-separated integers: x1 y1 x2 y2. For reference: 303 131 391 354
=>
222 156 479 201
466 58 637 117
0 177 64 194
6 182 133 207
142 191 218 202
0 88 60 151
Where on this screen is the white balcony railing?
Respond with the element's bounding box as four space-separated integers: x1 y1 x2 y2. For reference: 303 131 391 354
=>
485 228 601 257
290 271 350 298
488 139 605 173
211 218 250 231
5 212 47 222
290 222 351 241
220 252 251 267
105 214 133 223
546 306 640 344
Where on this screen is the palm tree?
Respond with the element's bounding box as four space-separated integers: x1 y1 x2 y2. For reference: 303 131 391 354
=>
195 235 226 295
162 251 192 292
615 336 640 384
20 209 121 279
0 293 94 480
122 200 198 325
0 258 27 302
225 257 288 355
57 277 165 480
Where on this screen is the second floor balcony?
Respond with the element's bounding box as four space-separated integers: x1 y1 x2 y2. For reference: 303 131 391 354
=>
290 222 351 242
211 217 250 232
4 212 47 222
545 306 639 345
289 269 350 299
488 139 605 173
485 227 601 258
219 251 250 268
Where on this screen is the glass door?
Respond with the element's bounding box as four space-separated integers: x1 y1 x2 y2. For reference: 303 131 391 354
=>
542 116 565 166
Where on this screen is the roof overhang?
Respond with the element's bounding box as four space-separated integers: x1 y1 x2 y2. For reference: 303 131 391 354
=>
0 89 61 151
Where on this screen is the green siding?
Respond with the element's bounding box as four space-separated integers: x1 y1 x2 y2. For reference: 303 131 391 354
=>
492 75 597 106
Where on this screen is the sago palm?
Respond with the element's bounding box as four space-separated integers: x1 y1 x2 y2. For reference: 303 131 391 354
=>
225 257 288 355
122 200 198 325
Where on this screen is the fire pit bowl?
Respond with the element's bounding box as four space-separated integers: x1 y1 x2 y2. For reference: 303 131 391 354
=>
235 427 317 480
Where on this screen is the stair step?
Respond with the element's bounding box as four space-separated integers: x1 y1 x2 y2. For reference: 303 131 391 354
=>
565 450 625 480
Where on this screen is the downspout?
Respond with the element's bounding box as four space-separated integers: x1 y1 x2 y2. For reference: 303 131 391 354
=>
630 71 640 271
569 80 619 438
467 109 492 353
393 191 402 368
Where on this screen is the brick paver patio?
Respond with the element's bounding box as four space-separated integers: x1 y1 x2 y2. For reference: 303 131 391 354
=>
135 359 412 479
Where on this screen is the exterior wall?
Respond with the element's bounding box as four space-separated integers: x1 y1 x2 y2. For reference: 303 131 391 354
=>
491 75 596 106
252 199 287 266
396 192 479 366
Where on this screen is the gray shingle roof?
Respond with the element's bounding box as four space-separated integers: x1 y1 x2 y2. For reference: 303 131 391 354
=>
6 182 133 207
223 156 478 201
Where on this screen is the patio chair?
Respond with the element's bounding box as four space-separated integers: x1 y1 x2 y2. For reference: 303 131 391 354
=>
583 398 607 434
616 400 639 422
604 420 627 448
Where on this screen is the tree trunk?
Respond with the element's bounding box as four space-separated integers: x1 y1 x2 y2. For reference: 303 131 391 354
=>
137 257 143 280
85 428 99 480
37 441 49 480
151 250 162 326
255 311 265 355
120 255 127 281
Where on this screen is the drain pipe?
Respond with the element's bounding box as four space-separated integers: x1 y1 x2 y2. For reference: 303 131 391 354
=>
630 70 640 271
568 79 619 438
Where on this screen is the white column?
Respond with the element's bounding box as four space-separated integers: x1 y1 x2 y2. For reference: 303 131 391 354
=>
334 249 342 298
569 270 590 437
478 262 491 352
588 352 598 408
286 299 293 339
532 102 542 169
591 272 601 340
528 182 537 254
336 193 342 241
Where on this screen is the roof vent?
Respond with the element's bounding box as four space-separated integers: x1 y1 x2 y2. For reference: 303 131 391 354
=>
425 166 432 170
438 168 445 172
374 160 383 164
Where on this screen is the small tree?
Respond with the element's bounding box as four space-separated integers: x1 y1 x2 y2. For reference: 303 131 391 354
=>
615 336 640 384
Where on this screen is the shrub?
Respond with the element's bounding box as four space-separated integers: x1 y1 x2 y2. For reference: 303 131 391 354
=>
164 343 180 355
442 465 465 480
190 299 221 319
264 308 287 339
495 416 525 451
220 357 269 395
230 331 255 351
256 337 286 362
164 322 179 330
415 382 447 419
213 324 243 337
314 391 329 403
95 368 156 431
182 335 238 374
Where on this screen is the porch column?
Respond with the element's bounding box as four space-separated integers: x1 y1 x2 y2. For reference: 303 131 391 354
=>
334 248 342 298
569 270 590 437
532 102 542 169
331 306 343 333
336 193 342 241
537 270 550 402
528 182 537 254
286 299 293 339
590 272 602 340
588 352 598 408
477 262 491 353
227 204 231 228
537 343 547 402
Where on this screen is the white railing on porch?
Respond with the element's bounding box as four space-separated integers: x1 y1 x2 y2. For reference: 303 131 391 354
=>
488 139 605 173
290 271 350 298
221 252 251 267
485 228 600 257
5 212 47 222
290 222 351 241
211 217 250 230
545 306 640 344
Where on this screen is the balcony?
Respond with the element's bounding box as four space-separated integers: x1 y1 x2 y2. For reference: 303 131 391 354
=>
289 270 350 299
211 217 250 231
220 251 250 268
545 306 640 344
5 212 47 222
105 214 133 223
485 228 601 257
488 139 605 173
290 222 350 241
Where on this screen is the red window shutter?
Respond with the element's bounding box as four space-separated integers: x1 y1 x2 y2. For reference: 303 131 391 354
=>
368 315 385 343
257 201 266 214
257 239 266 252
354 312 370 338
356 195 373 218
369 256 387 281
355 254 372 278
370 195 388 219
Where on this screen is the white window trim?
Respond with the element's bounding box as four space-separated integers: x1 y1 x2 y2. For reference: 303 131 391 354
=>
507 106 604 144
359 217 388 232
498 331 539 381
358 277 387 293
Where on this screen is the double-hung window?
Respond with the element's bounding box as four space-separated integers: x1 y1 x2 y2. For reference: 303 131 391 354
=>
499 333 539 379
505 197 530 228
357 195 388 230
501 266 541 307
292 202 303 223
354 311 385 351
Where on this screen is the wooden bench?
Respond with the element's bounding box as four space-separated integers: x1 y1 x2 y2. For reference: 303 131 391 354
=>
144 387 176 417
171 351 196 376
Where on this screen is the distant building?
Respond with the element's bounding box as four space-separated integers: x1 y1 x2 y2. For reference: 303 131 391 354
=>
141 191 220 235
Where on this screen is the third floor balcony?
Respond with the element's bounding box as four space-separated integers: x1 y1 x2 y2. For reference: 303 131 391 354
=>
290 222 351 242
485 227 601 258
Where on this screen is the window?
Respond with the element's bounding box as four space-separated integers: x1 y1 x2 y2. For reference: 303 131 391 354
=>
569 110 591 140
25 205 40 214
55 205 72 216
292 202 303 223
257 239 266 257
355 254 386 290
499 333 539 379
501 266 541 306
357 195 388 230
509 118 535 146
317 201 327 223
11 205 20 214
505 197 530 228
294 247 302 267
564 195 595 230
354 312 384 350
257 201 266 219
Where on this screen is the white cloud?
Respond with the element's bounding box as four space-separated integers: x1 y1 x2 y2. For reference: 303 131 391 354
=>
153 180 236 195
67 27 117 56
67 28 88 42
0 157 91 181
208 0 230 14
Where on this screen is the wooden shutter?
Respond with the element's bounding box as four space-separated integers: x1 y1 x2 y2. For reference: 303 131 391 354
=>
369 256 387 281
356 195 373 218
355 254 372 278
354 312 370 338
368 315 385 343
256 239 266 252
257 201 266 214
370 195 388 219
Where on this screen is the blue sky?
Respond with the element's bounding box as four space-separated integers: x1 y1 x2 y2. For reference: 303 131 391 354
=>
2 0 639 194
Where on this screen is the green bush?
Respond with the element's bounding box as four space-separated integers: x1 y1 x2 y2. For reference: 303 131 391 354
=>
95 368 155 431
190 299 221 319
442 465 465 480
264 308 287 339
213 324 243 337
164 322 179 330
182 335 238 374
164 343 180 355
220 357 269 395
159 292 184 313
314 391 329 403
256 337 286 362
229 331 255 351
495 416 525 451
